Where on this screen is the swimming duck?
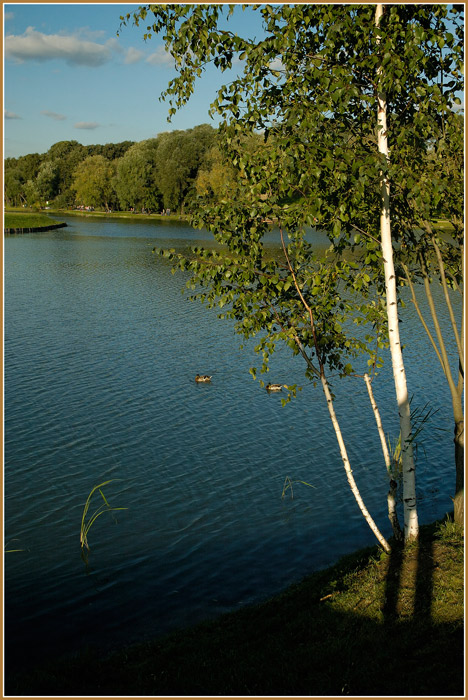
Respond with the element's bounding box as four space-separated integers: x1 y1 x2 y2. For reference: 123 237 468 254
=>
195 374 212 382
266 383 284 392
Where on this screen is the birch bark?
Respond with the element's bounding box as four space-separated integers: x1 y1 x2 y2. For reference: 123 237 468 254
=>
280 230 391 553
375 3 419 540
321 374 391 553
364 373 403 541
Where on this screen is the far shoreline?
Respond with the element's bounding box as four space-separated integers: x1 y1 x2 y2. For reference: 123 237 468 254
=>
5 207 455 235
4 210 67 234
46 206 188 224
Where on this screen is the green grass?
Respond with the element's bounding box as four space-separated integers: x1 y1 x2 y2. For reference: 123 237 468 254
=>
48 207 187 223
4 211 65 230
7 518 464 696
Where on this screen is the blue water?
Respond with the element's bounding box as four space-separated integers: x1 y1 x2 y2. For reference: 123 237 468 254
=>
4 215 459 668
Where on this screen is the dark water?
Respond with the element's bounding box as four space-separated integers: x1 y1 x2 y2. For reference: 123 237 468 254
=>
4 215 459 669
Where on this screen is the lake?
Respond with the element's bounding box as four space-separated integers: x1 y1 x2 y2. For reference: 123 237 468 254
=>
4 214 460 671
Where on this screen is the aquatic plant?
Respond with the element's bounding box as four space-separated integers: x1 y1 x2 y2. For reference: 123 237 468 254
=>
4 539 25 553
387 402 438 479
282 476 316 500
80 480 127 551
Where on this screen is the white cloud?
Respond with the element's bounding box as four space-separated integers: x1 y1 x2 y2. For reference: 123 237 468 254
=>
106 37 123 53
5 110 21 119
146 45 174 67
124 47 144 65
75 27 107 41
5 11 14 21
5 26 112 67
74 121 100 130
269 57 285 72
41 110 66 121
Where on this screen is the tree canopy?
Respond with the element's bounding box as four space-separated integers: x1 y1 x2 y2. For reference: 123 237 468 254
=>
4 126 218 211
114 139 163 211
124 3 464 540
71 155 117 211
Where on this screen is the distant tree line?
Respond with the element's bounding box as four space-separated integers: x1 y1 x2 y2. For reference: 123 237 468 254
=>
4 115 462 220
4 123 230 214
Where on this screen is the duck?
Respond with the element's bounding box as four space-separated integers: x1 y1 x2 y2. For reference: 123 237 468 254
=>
266 383 284 392
195 374 212 383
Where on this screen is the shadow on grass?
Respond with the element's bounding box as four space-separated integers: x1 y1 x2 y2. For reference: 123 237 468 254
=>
6 521 464 696
384 521 437 623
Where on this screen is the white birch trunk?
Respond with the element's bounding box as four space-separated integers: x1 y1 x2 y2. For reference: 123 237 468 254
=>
375 3 418 540
280 229 391 552
321 374 391 553
364 373 391 471
364 373 403 541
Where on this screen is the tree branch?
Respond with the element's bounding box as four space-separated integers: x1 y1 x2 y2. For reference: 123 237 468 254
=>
431 235 464 370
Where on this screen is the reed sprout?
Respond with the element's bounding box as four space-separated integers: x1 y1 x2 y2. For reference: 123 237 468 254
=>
282 475 316 499
5 539 25 553
80 480 127 551
387 402 438 479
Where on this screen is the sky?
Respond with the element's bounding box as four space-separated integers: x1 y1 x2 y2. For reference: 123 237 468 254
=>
3 3 267 159
4 4 463 160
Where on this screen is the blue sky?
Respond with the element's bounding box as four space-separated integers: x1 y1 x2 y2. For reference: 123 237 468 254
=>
4 3 266 159
4 4 463 160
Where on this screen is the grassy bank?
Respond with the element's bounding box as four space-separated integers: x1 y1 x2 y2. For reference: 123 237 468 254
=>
48 207 187 224
4 206 186 226
7 518 464 696
5 207 455 232
4 211 65 231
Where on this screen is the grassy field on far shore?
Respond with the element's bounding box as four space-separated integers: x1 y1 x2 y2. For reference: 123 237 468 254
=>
4 210 65 230
5 207 456 232
7 206 186 224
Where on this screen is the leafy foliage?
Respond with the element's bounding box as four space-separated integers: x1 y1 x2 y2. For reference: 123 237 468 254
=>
127 5 463 537
155 124 217 212
126 4 463 249
128 4 463 387
71 155 117 211
114 139 163 211
4 127 219 212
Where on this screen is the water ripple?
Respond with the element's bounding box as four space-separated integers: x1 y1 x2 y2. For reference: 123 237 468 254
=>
4 219 460 667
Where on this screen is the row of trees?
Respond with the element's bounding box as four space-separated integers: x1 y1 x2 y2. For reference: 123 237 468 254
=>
123 3 464 545
4 124 218 214
5 140 133 210
5 115 460 225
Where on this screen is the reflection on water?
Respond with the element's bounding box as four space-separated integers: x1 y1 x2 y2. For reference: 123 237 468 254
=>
4 215 459 669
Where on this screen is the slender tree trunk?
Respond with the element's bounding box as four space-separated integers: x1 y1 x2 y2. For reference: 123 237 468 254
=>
419 253 464 525
376 3 418 540
321 375 391 553
454 419 464 525
279 229 391 552
364 373 403 541
432 236 463 369
432 236 464 525
403 259 464 524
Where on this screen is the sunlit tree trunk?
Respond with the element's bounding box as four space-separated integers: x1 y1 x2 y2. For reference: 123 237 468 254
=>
280 231 391 553
364 373 403 541
454 417 464 524
431 238 464 525
321 374 391 552
403 244 464 526
376 3 418 540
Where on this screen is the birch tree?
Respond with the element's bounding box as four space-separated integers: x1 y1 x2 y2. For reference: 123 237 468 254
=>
375 3 417 538
398 109 464 524
122 4 464 541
